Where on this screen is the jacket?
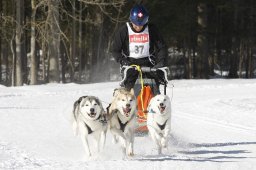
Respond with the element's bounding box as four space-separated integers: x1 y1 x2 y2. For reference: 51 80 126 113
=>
112 22 167 67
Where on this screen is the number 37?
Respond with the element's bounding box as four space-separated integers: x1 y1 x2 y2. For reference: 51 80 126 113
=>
135 45 144 54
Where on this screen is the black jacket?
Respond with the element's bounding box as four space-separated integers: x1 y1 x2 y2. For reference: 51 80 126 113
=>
112 22 167 67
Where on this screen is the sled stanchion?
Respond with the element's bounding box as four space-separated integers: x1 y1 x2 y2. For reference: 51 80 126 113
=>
164 84 167 95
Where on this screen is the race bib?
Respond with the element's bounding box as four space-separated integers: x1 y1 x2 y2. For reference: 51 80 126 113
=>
127 22 150 59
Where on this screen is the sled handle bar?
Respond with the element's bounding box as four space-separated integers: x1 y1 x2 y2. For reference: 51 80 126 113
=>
140 67 157 72
120 66 169 86
122 66 168 73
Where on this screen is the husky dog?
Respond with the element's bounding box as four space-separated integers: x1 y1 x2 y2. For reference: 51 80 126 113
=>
72 96 107 157
147 94 171 154
108 88 137 157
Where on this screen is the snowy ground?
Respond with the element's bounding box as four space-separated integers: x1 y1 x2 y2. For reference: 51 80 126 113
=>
0 79 256 170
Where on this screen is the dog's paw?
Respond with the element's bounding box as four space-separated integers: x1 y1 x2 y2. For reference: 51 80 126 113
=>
128 152 134 157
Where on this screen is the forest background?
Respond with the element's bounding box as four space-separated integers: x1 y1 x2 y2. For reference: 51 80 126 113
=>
0 0 255 86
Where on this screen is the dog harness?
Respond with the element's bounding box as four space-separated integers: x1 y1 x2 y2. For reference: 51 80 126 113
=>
117 113 135 132
117 116 129 132
84 122 93 134
83 114 105 135
156 119 168 130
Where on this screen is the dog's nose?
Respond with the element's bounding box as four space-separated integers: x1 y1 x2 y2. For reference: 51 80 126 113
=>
160 103 164 107
126 104 130 108
90 108 95 113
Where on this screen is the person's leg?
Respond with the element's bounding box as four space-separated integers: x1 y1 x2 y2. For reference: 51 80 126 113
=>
153 81 161 95
121 68 139 90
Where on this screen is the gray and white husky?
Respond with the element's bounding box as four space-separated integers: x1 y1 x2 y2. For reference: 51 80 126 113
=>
108 88 137 157
147 94 171 154
72 96 107 157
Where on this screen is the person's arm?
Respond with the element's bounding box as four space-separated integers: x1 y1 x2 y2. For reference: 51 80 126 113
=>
149 24 168 68
111 25 129 65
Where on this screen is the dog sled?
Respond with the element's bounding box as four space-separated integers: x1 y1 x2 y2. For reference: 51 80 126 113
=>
120 65 170 134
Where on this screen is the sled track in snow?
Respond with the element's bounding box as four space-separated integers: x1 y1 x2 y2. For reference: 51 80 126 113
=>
176 112 256 135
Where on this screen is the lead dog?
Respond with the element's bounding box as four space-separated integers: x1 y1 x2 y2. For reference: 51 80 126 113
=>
72 96 107 157
108 88 137 157
147 94 171 154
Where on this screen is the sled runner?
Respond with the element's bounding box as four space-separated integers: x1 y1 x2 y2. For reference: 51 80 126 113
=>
120 65 169 133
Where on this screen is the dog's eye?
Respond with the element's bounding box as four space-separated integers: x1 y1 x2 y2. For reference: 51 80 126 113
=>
129 99 133 102
164 99 166 101
85 104 89 106
122 99 125 101
157 99 160 101
94 103 98 106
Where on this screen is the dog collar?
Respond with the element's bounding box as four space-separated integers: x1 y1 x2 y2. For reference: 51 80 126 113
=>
149 108 156 114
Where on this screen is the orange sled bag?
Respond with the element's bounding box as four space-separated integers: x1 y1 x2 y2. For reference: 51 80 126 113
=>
136 85 154 132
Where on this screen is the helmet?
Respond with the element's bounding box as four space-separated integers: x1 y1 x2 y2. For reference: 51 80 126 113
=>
129 5 149 26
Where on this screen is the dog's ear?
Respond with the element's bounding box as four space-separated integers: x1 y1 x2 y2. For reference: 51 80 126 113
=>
108 102 116 115
95 97 102 107
165 95 170 101
113 88 120 97
130 88 134 96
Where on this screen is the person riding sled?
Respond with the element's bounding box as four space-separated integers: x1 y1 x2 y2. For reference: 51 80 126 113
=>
111 4 168 93
111 4 169 132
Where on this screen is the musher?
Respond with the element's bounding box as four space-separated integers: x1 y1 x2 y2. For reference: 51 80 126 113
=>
111 4 168 92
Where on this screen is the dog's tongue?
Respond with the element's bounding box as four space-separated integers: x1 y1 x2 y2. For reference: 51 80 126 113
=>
159 106 166 112
123 107 131 113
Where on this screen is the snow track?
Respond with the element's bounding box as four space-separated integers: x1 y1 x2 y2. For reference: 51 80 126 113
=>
0 80 256 170
176 111 256 134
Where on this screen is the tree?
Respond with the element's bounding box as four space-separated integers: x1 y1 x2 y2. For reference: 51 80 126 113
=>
228 0 239 78
15 0 25 86
196 2 209 78
47 0 60 83
30 0 45 85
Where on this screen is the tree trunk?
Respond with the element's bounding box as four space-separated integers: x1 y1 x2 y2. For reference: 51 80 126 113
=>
11 35 16 86
228 0 239 78
1 0 9 85
48 0 60 83
70 0 76 82
42 37 46 82
197 3 209 78
30 0 37 85
15 0 25 86
188 48 193 79
248 0 254 78
238 40 244 78
0 39 1 83
78 1 83 82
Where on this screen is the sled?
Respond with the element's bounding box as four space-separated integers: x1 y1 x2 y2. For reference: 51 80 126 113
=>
120 65 169 134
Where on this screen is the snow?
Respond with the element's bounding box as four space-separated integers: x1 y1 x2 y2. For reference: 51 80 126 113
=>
0 79 256 170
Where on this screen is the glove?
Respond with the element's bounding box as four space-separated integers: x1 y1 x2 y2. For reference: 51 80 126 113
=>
156 69 167 85
153 62 164 68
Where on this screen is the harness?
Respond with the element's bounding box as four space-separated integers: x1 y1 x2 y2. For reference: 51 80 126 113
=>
82 114 106 134
117 116 129 132
116 112 135 132
156 119 168 130
84 122 93 134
